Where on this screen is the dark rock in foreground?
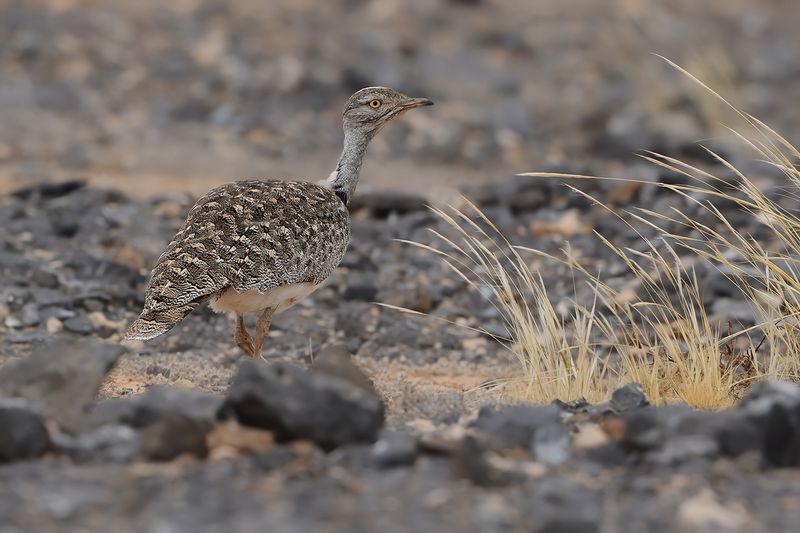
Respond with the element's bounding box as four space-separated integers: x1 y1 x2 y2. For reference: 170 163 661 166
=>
0 352 800 532
610 382 649 413
470 403 562 452
371 430 418 468
737 380 800 467
224 359 384 450
0 398 50 462
51 425 140 464
128 387 223 461
0 339 123 432
614 380 800 469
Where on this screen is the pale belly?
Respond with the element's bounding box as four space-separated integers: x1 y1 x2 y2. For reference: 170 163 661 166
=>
209 282 319 314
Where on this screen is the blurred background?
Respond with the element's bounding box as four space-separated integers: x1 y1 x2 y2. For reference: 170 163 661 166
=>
2 0 799 201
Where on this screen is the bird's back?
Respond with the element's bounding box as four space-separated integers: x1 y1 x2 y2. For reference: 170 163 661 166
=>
124 179 349 340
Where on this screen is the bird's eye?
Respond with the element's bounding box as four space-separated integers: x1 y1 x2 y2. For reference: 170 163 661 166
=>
369 99 382 109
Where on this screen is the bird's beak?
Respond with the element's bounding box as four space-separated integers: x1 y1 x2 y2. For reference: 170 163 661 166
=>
378 96 434 128
401 97 434 109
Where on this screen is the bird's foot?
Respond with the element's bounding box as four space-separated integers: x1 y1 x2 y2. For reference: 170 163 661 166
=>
236 337 258 357
235 313 258 357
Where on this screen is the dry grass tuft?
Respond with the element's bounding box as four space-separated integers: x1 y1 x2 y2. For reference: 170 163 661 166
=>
394 61 800 408
397 202 613 403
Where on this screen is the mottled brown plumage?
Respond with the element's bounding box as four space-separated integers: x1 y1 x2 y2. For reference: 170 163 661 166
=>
124 87 433 356
124 180 348 340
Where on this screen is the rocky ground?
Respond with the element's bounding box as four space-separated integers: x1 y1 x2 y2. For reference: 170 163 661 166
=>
4 0 800 531
2 173 800 532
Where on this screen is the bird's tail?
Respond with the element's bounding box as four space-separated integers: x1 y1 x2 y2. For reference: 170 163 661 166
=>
123 303 200 341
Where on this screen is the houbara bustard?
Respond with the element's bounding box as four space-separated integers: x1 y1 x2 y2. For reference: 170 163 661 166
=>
124 87 433 356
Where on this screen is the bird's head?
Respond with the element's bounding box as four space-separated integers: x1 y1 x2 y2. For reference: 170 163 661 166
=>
342 87 433 137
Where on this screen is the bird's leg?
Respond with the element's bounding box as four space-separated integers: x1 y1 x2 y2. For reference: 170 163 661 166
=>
252 307 276 357
234 313 256 357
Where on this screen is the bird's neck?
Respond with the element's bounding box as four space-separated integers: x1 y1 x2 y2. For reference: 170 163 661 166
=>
326 129 370 205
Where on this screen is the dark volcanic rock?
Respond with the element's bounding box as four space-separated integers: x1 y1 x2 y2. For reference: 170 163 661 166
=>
372 430 418 468
52 425 140 464
129 387 222 427
224 360 384 451
648 434 719 467
470 403 562 452
310 344 379 397
128 387 223 461
610 383 649 413
738 380 800 467
528 479 602 533
620 405 736 467
84 397 141 431
10 179 86 200
342 283 379 302
762 403 800 468
461 175 551 213
607 383 800 469
740 380 800 411
621 405 704 451
349 191 428 217
531 422 571 465
61 315 94 335
0 398 50 462
453 434 525 487
0 339 123 432
3 304 40 329
712 410 763 458
552 397 592 414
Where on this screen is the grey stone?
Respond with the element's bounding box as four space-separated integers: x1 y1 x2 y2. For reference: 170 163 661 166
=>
224 360 384 451
130 387 223 461
552 397 593 414
702 268 741 299
647 435 719 466
610 383 649 413
61 315 94 335
341 283 378 302
52 425 140 463
310 344 379 397
738 381 800 467
372 430 418 468
621 405 699 450
10 179 86 200
4 304 40 329
528 479 602 533
0 398 50 462
711 298 758 323
582 443 629 467
349 191 428 217
471 404 562 452
531 423 571 465
761 403 800 467
83 397 141 430
740 380 800 414
0 339 123 432
713 411 763 458
461 176 551 213
453 434 524 487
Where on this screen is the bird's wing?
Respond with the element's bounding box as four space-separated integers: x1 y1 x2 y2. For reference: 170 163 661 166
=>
141 179 350 314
